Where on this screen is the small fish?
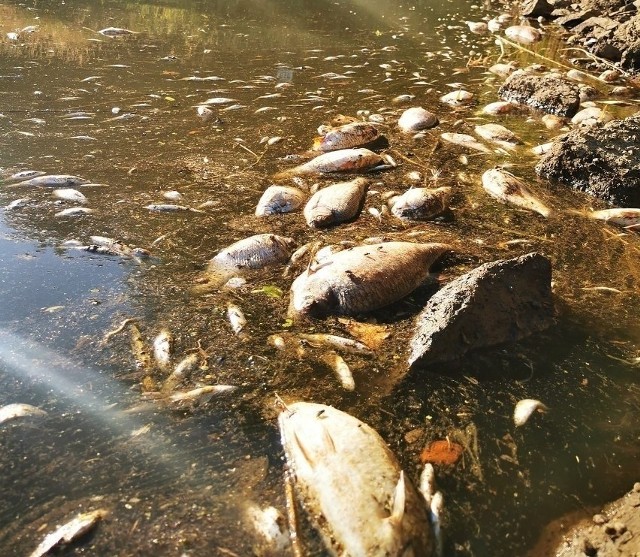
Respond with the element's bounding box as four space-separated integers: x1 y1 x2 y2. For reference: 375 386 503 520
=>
202 97 238 105
227 303 247 337
274 148 394 180
482 168 551 217
303 177 368 228
514 398 548 427
488 62 517 78
398 107 439 133
153 329 173 369
474 123 522 150
392 94 416 104
312 122 379 152
531 142 553 155
283 241 322 277
482 101 520 115
53 188 87 203
441 133 491 154
440 90 474 106
298 333 373 356
2 170 45 183
10 175 89 187
387 186 451 220
28 509 107 557
98 27 136 36
321 351 355 391
55 207 94 217
255 185 306 216
169 385 236 406
504 25 541 45
586 208 640 229
130 323 153 373
4 198 29 210
144 204 203 213
0 403 47 425
466 21 488 34
162 353 199 392
162 190 183 201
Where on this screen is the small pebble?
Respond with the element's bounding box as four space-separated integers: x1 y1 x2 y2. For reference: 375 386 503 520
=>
592 514 607 525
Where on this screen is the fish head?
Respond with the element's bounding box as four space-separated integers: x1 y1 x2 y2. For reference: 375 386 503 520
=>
288 273 337 318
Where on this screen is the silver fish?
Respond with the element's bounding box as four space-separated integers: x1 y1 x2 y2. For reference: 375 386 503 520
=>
4 198 30 210
274 148 394 180
98 27 136 36
441 133 491 154
53 188 87 203
0 403 47 425
255 185 306 216
297 333 374 356
10 175 89 187
289 242 450 317
227 303 247 337
162 353 199 392
586 208 640 229
144 204 203 213
398 107 439 133
279 402 433 556
304 177 368 228
482 168 551 217
55 207 94 217
387 186 451 220
152 329 173 369
28 509 107 557
2 170 45 183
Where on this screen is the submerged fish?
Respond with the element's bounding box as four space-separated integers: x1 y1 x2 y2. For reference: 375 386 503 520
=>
303 177 368 228
441 133 491 154
474 123 522 150
28 509 107 557
98 27 136 36
10 175 89 187
53 188 87 203
169 385 236 406
482 168 551 217
387 186 451 220
255 185 306 216
0 403 47 425
55 207 94 217
398 107 439 133
289 242 450 317
279 402 433 556
440 90 474 106
274 148 394 180
312 122 379 152
227 303 248 337
586 208 640 229
2 170 45 183
162 353 199 392
321 351 356 391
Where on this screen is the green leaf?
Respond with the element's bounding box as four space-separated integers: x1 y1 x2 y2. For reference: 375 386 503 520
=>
251 285 283 298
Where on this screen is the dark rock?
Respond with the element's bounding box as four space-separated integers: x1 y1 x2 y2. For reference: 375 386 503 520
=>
572 16 619 36
535 114 640 207
590 41 622 61
521 0 554 17
555 9 598 28
498 71 581 117
408 253 555 370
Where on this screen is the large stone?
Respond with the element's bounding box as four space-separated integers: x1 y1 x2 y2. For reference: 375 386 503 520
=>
520 0 554 17
408 253 555 370
536 114 640 207
498 71 581 117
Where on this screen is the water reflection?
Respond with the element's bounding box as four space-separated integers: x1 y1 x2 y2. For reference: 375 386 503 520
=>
0 0 639 555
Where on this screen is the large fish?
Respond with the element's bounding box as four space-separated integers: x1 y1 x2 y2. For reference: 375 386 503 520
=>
195 234 295 292
304 177 368 228
9 174 89 187
255 185 306 216
482 168 551 217
474 124 522 151
312 122 379 152
387 186 451 220
279 401 434 556
274 148 394 180
289 242 450 317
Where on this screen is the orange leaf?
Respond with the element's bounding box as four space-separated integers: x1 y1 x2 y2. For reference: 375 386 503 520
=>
420 439 463 465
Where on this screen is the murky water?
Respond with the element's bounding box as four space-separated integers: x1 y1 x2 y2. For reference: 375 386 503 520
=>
0 1 639 555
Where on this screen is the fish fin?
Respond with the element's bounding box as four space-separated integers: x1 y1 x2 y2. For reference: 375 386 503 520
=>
292 430 316 468
387 471 406 527
311 137 324 150
319 422 337 453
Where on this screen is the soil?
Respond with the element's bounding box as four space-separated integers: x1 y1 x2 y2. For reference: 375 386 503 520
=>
527 483 640 556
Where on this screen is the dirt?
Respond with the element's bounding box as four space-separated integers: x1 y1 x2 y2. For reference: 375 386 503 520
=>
527 483 640 556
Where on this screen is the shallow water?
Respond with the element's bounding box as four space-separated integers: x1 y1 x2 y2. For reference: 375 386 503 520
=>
0 1 639 555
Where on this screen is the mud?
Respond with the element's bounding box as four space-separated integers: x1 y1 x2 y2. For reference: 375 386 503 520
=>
535 113 640 207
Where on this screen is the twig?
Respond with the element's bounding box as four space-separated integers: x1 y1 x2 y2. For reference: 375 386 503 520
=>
388 149 431 170
284 472 304 557
235 141 259 159
562 47 633 77
495 36 577 73
102 317 137 344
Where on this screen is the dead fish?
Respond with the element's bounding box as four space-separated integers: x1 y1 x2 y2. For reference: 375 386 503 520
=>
585 208 640 229
227 303 247 337
482 101 520 115
144 204 203 213
53 188 87 203
387 186 451 220
202 97 238 105
504 25 541 45
474 123 522 150
162 353 199 392
244 504 291 557
55 207 94 217
440 90 474 106
4 198 30 210
28 509 107 557
289 242 450 317
169 385 236 406
298 333 374 356
304 177 368 228
98 27 135 36
488 63 517 78
392 94 416 104
10 175 89 187
441 132 491 154
466 21 488 34
514 398 548 427
88 236 150 259
130 323 153 373
312 122 379 152
283 240 322 278
0 403 47 425
2 170 45 183
398 107 439 133
255 185 306 216
278 402 433 556
482 168 551 217
162 190 183 201
275 148 394 180
321 351 355 391
570 107 614 127
152 329 173 369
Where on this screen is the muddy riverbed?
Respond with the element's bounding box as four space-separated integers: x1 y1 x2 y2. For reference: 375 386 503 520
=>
0 0 639 556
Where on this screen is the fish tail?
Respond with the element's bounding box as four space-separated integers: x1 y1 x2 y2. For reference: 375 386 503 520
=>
190 266 236 295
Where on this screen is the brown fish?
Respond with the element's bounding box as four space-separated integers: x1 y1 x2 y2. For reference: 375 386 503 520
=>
274 148 394 180
255 185 306 216
289 242 450 317
387 186 451 220
304 177 368 228
482 168 551 217
312 122 379 152
474 124 522 150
